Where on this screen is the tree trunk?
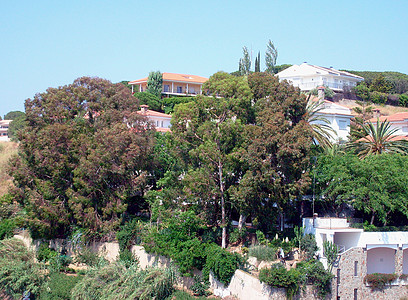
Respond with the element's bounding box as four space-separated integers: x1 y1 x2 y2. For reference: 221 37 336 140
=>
238 214 247 231
218 160 227 249
370 210 375 225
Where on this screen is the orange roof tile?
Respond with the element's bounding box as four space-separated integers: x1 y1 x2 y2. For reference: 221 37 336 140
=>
369 112 408 123
129 72 208 85
137 109 172 118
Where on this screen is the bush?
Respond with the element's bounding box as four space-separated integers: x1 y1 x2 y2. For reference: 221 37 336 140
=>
259 263 301 300
370 91 387 104
399 93 408 107
364 273 398 290
300 234 318 260
203 244 242 286
116 218 142 251
248 245 277 262
39 272 83 300
228 227 247 244
0 219 16 240
37 243 58 262
71 263 177 300
49 255 72 273
190 275 210 296
75 246 105 267
297 260 333 298
118 248 139 268
0 238 46 298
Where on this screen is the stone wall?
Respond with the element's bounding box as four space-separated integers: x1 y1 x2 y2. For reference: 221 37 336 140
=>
335 247 408 299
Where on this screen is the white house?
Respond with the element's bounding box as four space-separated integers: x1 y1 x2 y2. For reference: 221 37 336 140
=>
137 105 172 132
311 94 354 142
276 63 364 92
368 112 408 137
0 120 12 141
304 217 408 299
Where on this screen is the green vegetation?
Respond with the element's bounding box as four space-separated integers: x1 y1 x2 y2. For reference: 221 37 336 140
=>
0 238 46 299
146 71 163 97
248 245 277 261
39 272 83 300
259 260 333 299
345 70 408 94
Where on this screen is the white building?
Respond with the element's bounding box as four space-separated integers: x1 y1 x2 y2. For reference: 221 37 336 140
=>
0 120 12 141
137 105 172 132
311 95 354 142
276 63 364 92
369 111 408 137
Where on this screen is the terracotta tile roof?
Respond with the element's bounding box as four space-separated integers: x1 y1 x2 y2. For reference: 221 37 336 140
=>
137 108 171 118
369 112 408 123
129 73 208 85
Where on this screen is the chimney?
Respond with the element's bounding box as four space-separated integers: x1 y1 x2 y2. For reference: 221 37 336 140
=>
140 104 149 113
372 108 381 119
317 86 325 100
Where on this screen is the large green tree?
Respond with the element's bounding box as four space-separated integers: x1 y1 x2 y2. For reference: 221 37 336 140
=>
316 153 408 225
265 40 278 74
234 73 313 231
9 77 155 239
146 71 163 98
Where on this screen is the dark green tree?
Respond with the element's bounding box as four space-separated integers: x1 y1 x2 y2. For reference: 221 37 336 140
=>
9 77 155 239
5 112 26 141
265 40 278 74
233 73 313 231
4 111 25 120
255 52 261 72
146 71 163 98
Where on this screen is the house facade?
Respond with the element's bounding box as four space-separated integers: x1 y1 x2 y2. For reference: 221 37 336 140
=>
137 105 172 132
311 95 354 142
276 63 364 92
369 112 408 137
304 217 408 299
129 73 208 97
0 120 11 141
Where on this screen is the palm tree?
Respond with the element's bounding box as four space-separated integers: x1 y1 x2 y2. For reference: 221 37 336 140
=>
306 96 336 148
346 119 408 158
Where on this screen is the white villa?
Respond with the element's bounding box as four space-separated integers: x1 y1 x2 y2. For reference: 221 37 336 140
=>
277 63 364 92
0 120 12 141
369 111 408 138
304 217 408 299
310 92 354 143
137 105 172 132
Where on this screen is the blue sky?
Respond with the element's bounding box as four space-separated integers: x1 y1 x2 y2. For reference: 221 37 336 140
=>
1 0 407 117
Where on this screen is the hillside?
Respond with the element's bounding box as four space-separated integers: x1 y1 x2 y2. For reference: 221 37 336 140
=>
338 98 408 116
0 142 18 196
343 70 408 94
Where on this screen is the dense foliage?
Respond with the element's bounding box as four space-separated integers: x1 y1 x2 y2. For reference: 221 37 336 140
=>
8 77 155 239
71 263 177 300
345 70 408 94
0 238 46 298
364 273 398 290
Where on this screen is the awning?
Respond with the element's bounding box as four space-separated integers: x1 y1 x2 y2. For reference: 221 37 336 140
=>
367 244 398 250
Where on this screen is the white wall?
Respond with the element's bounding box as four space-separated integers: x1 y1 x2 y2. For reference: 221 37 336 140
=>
367 247 396 274
334 232 361 252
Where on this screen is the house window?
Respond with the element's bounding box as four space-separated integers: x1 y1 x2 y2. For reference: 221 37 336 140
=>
161 121 163 127
354 261 358 276
163 85 170 92
177 86 183 93
338 120 348 130
337 268 341 284
354 289 358 300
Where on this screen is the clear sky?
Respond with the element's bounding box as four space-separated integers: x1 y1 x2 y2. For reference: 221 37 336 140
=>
1 0 407 117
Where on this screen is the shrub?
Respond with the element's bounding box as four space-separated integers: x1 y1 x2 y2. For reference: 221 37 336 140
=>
228 227 247 244
300 234 318 260
370 91 387 104
364 273 397 290
116 219 142 251
37 243 58 262
297 260 333 299
49 255 72 273
190 275 210 296
172 238 208 276
0 238 46 298
71 263 177 300
0 219 16 240
118 248 139 268
75 246 105 267
248 245 277 262
399 94 408 107
259 263 301 300
203 244 242 286
39 272 83 300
